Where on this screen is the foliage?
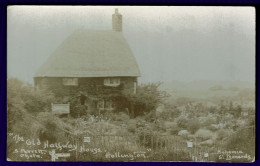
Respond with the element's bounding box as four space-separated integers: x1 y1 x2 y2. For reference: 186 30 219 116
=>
177 117 188 129
195 129 214 141
7 78 255 161
124 82 169 117
37 112 70 143
127 123 136 133
187 118 200 134
169 124 180 135
7 78 55 132
111 112 130 121
216 129 230 141
159 103 180 120
216 127 255 162
229 105 242 118
206 125 218 132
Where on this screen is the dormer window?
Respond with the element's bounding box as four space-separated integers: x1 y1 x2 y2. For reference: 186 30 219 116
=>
62 78 78 86
104 78 120 87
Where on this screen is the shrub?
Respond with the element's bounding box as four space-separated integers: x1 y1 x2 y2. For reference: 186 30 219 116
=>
207 125 218 132
164 103 181 118
216 129 230 140
37 112 69 143
114 112 130 121
127 123 136 133
177 117 188 129
7 78 55 132
144 110 156 122
195 129 214 141
225 127 254 153
216 127 255 162
202 117 216 127
154 120 166 132
169 124 180 135
124 82 169 117
187 118 200 134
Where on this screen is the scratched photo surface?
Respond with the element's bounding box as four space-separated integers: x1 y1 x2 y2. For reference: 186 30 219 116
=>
7 6 255 162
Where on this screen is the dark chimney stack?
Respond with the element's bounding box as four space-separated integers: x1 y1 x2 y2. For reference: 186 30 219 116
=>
112 8 122 32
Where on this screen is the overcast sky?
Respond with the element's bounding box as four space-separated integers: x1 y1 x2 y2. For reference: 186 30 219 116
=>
7 6 255 84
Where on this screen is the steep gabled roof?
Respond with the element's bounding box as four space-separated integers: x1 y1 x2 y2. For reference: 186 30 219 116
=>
34 29 141 78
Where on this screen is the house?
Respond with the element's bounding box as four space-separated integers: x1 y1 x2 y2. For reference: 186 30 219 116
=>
34 9 141 115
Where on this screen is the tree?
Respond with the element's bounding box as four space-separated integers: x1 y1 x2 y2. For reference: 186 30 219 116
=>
124 82 169 117
7 78 56 133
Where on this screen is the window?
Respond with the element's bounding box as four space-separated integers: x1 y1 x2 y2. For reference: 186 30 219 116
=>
62 78 78 86
104 78 120 87
97 100 115 111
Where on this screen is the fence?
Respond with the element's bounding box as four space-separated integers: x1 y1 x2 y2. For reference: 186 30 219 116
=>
65 133 224 161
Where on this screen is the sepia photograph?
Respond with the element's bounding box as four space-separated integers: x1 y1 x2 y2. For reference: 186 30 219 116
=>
7 6 255 162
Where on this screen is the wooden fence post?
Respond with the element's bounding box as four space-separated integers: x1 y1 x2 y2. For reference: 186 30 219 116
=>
151 134 154 150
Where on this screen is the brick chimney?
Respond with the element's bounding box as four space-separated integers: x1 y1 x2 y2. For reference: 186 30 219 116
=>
112 8 122 32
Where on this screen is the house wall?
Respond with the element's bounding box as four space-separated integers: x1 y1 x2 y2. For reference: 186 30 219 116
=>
34 76 137 115
34 77 137 96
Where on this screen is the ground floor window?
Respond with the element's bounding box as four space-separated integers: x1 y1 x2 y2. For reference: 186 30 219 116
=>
97 100 115 110
62 78 78 86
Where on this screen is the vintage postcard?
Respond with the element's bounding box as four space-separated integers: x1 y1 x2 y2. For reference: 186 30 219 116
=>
7 6 255 162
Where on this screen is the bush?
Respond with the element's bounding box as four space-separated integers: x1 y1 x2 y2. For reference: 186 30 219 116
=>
216 129 230 140
154 120 166 132
169 124 180 135
187 118 200 134
37 112 70 143
7 78 55 132
158 104 181 121
113 112 130 121
216 127 255 162
124 82 169 117
127 123 136 133
207 125 218 132
144 110 156 122
202 117 216 127
177 117 188 129
195 129 214 141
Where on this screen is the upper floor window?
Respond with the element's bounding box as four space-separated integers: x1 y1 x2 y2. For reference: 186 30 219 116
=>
104 78 120 87
62 78 78 86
